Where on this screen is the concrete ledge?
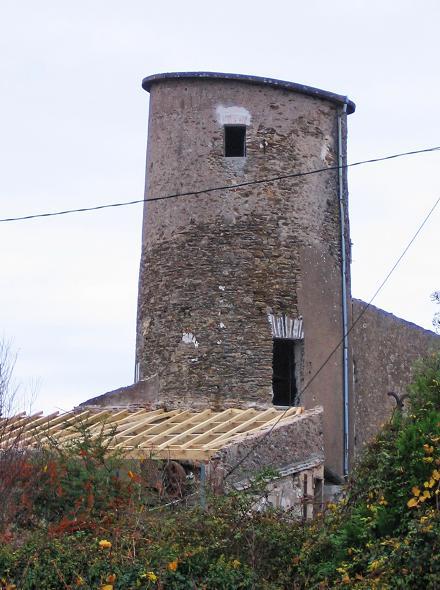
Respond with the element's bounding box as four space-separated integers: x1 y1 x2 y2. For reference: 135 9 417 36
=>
79 375 160 408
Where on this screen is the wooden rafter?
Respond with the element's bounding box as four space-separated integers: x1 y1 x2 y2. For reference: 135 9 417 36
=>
0 406 305 461
178 408 257 449
174 409 237 449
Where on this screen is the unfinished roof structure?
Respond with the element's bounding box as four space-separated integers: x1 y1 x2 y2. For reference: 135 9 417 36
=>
1 406 306 461
1 405 325 513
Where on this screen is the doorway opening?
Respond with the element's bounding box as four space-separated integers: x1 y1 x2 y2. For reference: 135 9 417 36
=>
272 338 302 406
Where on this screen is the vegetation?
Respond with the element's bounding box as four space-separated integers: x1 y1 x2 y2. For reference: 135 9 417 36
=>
0 353 439 589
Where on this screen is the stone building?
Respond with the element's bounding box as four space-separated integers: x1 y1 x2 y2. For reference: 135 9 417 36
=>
10 72 436 515
96 72 440 479
135 72 355 478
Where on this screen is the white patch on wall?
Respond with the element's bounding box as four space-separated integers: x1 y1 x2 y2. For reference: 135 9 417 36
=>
216 105 251 126
182 332 199 348
320 135 332 162
268 314 304 340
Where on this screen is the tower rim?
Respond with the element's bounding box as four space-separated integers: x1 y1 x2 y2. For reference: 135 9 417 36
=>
141 71 356 114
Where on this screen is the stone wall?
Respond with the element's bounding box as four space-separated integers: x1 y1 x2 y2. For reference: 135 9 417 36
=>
240 465 324 517
351 299 440 454
209 406 324 487
136 76 351 474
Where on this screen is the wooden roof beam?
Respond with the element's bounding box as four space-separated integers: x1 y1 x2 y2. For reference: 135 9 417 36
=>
112 409 187 449
205 407 303 448
153 409 235 450
201 407 279 449
136 409 214 448
176 408 259 449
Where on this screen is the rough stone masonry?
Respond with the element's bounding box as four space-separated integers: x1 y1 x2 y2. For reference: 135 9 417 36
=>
135 73 354 475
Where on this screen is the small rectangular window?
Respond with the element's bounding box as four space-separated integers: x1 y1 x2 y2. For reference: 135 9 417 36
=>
224 125 246 157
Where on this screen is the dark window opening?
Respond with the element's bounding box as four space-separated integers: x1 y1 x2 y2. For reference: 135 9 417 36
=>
303 473 308 520
272 338 299 406
224 125 246 157
314 477 323 512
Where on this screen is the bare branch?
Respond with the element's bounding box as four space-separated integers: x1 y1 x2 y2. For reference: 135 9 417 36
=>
432 291 440 334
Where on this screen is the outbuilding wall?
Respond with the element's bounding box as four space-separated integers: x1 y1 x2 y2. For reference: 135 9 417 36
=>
351 299 440 454
209 406 324 486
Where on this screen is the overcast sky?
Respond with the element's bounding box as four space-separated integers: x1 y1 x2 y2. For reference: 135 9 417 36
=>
1 0 439 414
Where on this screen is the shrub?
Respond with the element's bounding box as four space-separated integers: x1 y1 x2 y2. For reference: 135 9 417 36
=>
291 352 440 589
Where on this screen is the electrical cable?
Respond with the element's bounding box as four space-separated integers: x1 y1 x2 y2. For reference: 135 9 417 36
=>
223 195 440 480
0 145 439 223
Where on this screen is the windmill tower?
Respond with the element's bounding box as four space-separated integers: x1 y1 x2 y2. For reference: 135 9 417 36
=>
136 72 355 475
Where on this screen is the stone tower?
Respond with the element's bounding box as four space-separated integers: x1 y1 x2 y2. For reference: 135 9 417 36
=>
136 72 355 475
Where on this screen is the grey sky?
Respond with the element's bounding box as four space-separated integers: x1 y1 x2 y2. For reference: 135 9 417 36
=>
1 0 439 413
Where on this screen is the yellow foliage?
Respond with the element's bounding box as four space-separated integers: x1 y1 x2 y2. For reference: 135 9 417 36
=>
146 572 158 582
368 559 382 571
98 540 112 549
231 559 241 569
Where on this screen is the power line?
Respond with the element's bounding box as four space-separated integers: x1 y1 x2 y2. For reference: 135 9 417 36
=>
1 145 439 223
224 194 440 480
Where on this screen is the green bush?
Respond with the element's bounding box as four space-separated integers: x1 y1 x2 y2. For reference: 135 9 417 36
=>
291 352 440 589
